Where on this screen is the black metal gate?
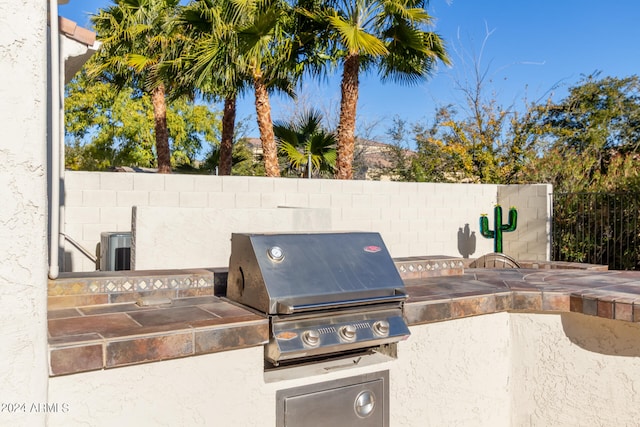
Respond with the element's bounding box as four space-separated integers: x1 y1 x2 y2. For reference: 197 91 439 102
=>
552 192 640 270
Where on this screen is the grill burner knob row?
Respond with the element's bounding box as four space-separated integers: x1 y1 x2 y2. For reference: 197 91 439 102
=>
372 320 390 337
339 325 357 342
301 330 320 347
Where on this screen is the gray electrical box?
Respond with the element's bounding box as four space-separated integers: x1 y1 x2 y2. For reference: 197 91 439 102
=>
99 232 131 271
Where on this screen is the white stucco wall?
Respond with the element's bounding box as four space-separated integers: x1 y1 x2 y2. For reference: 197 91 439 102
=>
510 312 640 426
62 172 552 272
391 313 512 426
47 313 512 427
131 206 332 269
0 0 49 425
47 312 640 426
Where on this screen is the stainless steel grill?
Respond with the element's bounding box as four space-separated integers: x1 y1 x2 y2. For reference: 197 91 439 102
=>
226 232 410 365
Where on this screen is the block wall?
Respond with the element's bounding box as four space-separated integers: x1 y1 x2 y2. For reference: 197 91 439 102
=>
62 171 550 272
498 184 553 260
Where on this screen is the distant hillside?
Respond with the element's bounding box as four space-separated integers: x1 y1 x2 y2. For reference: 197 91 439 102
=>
244 137 414 180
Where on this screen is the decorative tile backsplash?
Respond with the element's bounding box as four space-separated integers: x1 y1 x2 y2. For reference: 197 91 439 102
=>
48 268 227 309
394 256 465 279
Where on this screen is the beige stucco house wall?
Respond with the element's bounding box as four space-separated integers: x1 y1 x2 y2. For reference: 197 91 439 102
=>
0 1 50 425
1 2 99 425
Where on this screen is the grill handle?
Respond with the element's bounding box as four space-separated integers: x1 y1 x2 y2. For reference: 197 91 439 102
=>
276 293 407 315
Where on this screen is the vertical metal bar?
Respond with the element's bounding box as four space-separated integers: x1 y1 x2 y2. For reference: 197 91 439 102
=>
575 193 580 262
592 193 595 264
594 193 597 264
584 192 588 264
596 193 609 268
602 193 615 268
632 193 640 269
628 193 640 269
583 193 587 263
618 193 622 269
551 193 556 261
616 192 620 269
596 193 600 265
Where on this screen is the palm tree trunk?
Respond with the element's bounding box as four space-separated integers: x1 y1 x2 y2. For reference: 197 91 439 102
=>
151 84 171 174
336 53 360 180
219 95 236 175
253 72 280 177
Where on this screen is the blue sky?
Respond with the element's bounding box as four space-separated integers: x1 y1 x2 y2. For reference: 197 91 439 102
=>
60 0 640 141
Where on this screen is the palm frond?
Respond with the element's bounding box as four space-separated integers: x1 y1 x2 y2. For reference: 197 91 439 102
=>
327 14 388 56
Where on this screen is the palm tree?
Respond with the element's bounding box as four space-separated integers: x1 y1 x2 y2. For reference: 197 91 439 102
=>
176 0 250 175
274 109 337 177
178 0 302 177
237 0 300 177
89 0 184 173
301 0 449 179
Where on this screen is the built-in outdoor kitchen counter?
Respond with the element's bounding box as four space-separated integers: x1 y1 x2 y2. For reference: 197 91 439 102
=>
47 268 269 376
47 257 640 377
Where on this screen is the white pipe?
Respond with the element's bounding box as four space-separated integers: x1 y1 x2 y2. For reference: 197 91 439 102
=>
48 0 60 279
58 16 67 274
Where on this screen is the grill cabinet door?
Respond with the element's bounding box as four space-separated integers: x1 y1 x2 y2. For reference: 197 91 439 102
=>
281 379 385 427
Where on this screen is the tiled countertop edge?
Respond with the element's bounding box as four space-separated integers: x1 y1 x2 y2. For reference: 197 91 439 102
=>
405 291 569 326
405 281 640 326
49 317 269 377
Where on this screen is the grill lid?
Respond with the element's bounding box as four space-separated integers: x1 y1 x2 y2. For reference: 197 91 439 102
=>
226 232 406 314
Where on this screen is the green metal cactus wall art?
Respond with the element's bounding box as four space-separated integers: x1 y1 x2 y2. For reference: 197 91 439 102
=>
479 205 518 253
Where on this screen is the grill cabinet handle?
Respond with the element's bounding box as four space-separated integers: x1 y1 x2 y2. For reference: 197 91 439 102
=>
276 293 407 314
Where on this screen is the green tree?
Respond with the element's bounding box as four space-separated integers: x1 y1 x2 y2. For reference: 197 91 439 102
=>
378 116 450 182
520 74 640 192
416 103 514 183
202 137 266 176
301 0 449 179
65 71 221 170
521 74 640 270
274 109 337 177
89 0 186 173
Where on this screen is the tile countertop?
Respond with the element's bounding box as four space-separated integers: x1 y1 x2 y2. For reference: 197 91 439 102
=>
48 296 268 376
48 265 640 377
404 268 640 325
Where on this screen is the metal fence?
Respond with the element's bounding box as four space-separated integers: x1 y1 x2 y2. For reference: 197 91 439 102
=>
552 192 640 270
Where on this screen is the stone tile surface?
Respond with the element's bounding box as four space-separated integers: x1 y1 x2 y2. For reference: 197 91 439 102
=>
48 313 141 338
106 333 194 367
47 295 268 376
194 322 269 354
405 268 640 326
47 264 640 376
50 344 103 376
127 306 217 327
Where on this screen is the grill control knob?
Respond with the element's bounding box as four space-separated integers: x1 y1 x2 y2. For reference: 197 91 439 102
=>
339 325 357 342
301 330 320 347
372 320 390 337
